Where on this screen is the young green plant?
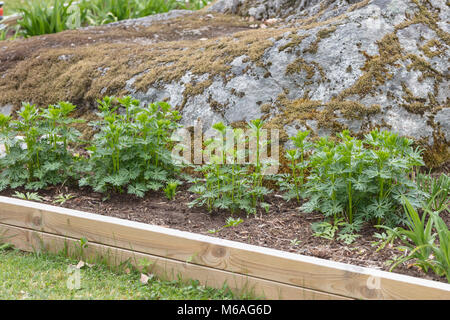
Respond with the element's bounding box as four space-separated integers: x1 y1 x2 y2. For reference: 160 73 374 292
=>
79 96 181 197
0 102 82 191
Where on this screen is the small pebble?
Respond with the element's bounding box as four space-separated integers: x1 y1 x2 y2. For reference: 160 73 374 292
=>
265 18 278 25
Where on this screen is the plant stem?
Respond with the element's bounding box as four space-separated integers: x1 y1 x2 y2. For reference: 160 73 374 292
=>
231 165 235 204
378 178 384 225
300 149 305 191
291 158 299 203
348 172 353 224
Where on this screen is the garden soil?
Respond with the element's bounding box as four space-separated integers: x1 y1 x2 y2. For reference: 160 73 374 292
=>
1 165 448 285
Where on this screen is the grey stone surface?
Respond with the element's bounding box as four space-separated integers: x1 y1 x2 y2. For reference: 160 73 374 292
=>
207 0 241 14
209 0 362 20
435 108 450 142
1 0 449 163
202 0 448 151
0 104 13 116
87 10 192 28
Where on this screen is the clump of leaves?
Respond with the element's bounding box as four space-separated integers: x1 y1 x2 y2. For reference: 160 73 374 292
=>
188 121 272 215
0 102 82 191
311 217 361 244
371 229 398 252
53 193 75 204
13 191 43 202
137 258 154 274
164 180 180 201
301 129 425 227
79 96 181 197
379 196 449 283
415 172 449 212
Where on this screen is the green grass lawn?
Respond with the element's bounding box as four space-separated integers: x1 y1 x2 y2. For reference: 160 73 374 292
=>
3 0 26 15
0 247 246 300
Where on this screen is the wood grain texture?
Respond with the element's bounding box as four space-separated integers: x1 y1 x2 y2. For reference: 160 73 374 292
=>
0 223 347 300
1 196 449 300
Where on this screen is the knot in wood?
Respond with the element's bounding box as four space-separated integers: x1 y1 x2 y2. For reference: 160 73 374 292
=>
212 246 226 258
32 216 42 227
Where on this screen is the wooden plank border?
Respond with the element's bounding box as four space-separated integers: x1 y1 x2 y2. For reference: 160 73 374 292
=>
0 223 346 300
0 196 449 300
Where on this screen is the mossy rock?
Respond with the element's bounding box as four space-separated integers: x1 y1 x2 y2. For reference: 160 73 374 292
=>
0 0 448 167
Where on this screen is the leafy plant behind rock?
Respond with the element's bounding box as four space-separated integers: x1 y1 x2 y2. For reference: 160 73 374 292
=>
17 0 76 37
14 0 213 37
79 0 211 25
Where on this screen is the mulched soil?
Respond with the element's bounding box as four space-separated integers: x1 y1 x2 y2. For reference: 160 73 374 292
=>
1 174 449 284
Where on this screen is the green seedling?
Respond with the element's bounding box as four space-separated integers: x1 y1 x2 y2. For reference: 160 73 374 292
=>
138 258 154 274
311 216 361 244
371 230 398 252
77 237 89 259
164 181 179 201
13 191 43 202
208 217 244 234
53 193 75 204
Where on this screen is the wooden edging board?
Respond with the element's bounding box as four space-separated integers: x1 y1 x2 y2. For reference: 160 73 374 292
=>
1 15 19 26
0 196 449 300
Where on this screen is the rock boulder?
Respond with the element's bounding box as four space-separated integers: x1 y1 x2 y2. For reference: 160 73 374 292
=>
0 0 448 166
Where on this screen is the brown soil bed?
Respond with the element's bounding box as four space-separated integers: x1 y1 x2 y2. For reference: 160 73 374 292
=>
1 178 449 285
